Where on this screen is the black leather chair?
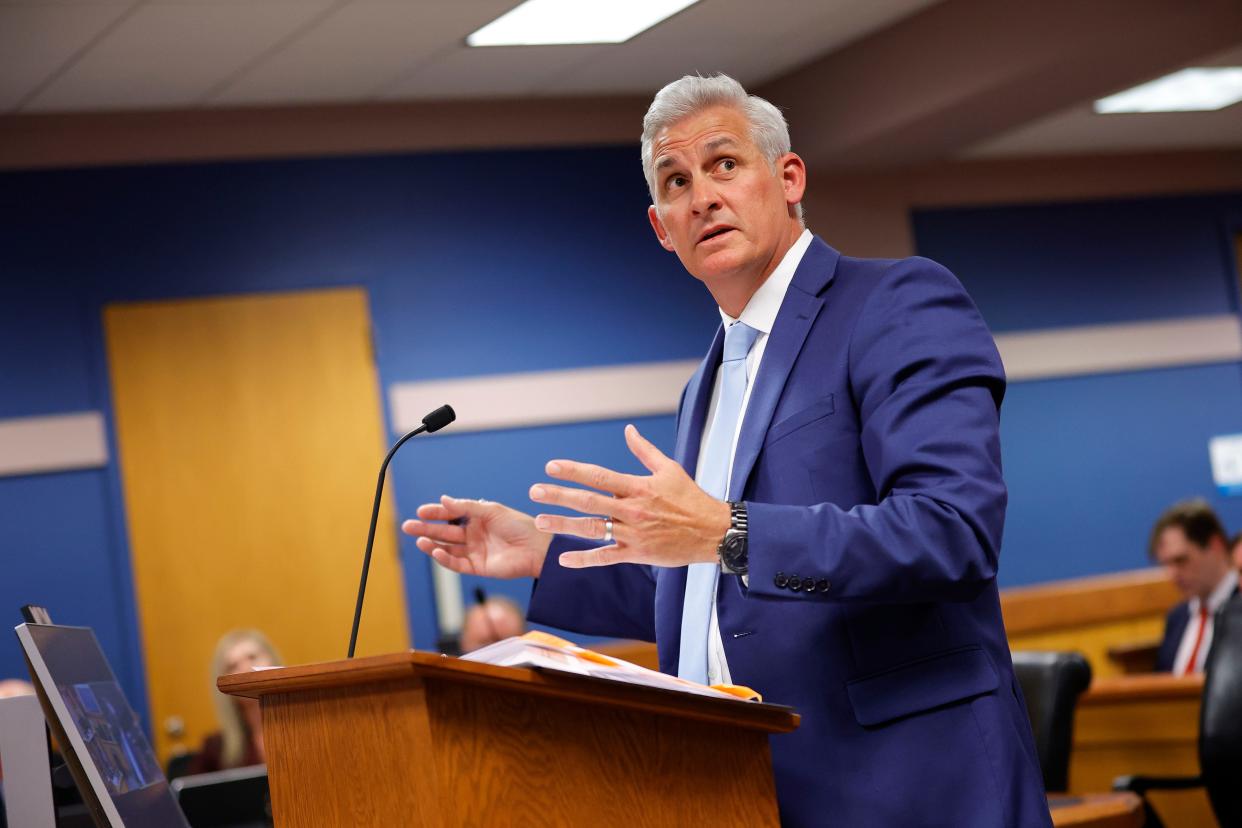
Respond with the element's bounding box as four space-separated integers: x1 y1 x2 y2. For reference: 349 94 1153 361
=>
1011 650 1093 793
165 750 196 782
1114 594 1242 828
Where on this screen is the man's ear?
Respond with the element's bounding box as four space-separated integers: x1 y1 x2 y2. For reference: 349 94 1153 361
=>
648 204 676 252
781 152 807 210
1209 535 1230 557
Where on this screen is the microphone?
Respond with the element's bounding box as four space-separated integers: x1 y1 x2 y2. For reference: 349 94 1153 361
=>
347 404 455 658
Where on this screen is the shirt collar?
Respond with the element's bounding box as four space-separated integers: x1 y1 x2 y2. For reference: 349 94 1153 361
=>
1192 568 1239 615
719 228 813 334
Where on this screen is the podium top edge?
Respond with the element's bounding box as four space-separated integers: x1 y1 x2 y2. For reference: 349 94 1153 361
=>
217 650 799 734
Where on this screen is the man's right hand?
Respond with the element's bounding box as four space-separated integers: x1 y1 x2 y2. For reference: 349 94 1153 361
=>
401 495 551 580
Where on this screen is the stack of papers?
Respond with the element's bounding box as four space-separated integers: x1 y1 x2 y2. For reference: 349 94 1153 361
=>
461 631 760 702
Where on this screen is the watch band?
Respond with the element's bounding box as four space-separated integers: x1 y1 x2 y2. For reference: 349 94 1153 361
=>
729 500 748 534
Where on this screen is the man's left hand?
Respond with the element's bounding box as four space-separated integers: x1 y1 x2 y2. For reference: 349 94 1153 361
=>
530 424 731 569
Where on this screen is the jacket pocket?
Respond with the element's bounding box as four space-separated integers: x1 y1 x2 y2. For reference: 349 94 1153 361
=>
846 645 998 727
765 394 835 446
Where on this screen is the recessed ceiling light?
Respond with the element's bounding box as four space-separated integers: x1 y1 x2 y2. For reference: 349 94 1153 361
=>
1094 67 1242 113
467 0 700 47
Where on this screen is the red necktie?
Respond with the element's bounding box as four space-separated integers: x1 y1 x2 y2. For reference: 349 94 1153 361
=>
1182 606 1211 676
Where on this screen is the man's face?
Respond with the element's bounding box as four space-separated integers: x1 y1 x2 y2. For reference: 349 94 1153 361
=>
646 105 804 293
1154 526 1226 600
459 602 524 653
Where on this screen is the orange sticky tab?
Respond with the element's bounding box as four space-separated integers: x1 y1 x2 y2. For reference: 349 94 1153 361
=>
572 649 622 667
709 684 762 702
520 630 576 649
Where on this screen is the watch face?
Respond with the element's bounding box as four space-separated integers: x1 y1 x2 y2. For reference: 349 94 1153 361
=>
722 533 748 570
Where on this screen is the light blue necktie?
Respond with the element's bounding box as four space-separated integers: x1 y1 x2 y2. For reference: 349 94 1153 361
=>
678 320 761 684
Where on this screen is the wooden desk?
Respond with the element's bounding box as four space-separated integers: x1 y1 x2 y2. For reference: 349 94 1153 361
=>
1049 793 1143 828
1070 674 1211 827
1105 641 1160 675
597 568 1183 681
1003 569 1178 679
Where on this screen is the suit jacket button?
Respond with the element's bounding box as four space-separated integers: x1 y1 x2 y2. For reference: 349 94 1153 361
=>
801 577 816 592
787 575 801 592
774 572 789 588
816 578 830 593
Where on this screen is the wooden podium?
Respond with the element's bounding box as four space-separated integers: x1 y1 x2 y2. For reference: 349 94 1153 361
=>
219 651 799 826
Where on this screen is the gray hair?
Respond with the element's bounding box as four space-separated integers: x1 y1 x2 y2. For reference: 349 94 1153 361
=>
640 74 802 220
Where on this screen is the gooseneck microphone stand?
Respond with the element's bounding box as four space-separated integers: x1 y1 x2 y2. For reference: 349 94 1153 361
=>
347 404 455 658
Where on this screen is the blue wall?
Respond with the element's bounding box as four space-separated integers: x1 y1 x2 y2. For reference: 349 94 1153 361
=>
0 147 719 725
913 193 1242 586
3 145 1240 732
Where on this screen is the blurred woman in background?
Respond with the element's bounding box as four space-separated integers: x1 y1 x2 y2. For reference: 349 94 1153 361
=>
188 629 282 774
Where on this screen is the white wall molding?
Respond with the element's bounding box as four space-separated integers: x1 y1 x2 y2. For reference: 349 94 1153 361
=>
994 314 1242 382
390 359 702 435
391 315 1242 437
0 412 108 477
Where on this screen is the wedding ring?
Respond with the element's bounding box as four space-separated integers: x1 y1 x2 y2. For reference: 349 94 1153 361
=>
603 518 615 544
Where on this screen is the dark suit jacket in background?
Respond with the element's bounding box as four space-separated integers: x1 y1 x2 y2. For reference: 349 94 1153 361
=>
528 237 1050 827
1157 602 1190 673
1157 583 1242 672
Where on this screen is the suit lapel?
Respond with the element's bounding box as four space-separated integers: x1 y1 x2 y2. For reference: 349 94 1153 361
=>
728 237 839 501
674 324 724 475
659 238 841 674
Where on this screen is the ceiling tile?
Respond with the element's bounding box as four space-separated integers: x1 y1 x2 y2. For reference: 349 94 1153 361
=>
0 1 129 5
22 0 336 112
963 40 1242 159
962 104 1242 159
0 3 131 111
380 43 602 101
211 0 514 105
540 0 938 96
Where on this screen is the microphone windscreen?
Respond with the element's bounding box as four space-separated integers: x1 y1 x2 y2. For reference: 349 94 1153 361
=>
422 404 456 433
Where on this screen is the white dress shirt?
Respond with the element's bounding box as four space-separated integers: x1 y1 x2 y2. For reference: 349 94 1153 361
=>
693 228 813 685
1172 568 1239 675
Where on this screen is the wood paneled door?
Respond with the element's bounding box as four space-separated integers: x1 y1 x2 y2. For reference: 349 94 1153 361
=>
104 287 410 763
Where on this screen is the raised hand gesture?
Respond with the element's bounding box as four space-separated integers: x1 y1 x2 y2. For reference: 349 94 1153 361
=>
402 496 551 580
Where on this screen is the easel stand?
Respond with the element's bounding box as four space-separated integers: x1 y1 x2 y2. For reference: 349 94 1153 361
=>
0 694 55 828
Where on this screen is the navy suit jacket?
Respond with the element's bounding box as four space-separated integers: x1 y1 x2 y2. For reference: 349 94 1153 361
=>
1157 602 1190 673
1157 583 1242 672
528 237 1050 827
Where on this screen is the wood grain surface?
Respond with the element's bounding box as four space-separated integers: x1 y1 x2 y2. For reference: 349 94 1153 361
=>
1049 793 1143 828
1070 674 1210 828
222 654 790 827
424 678 779 827
264 680 441 827
592 568 1182 683
1001 568 1177 635
220 651 799 734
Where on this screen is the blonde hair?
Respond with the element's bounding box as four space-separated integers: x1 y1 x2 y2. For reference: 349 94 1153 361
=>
210 629 282 768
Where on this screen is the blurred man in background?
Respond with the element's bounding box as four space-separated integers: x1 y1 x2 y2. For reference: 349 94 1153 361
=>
457 594 525 654
1151 499 1239 674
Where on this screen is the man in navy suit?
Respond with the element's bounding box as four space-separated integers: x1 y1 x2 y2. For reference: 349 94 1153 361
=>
1150 500 1239 674
403 74 1049 826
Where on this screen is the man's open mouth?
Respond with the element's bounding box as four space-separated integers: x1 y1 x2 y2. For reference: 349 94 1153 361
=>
699 227 735 244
